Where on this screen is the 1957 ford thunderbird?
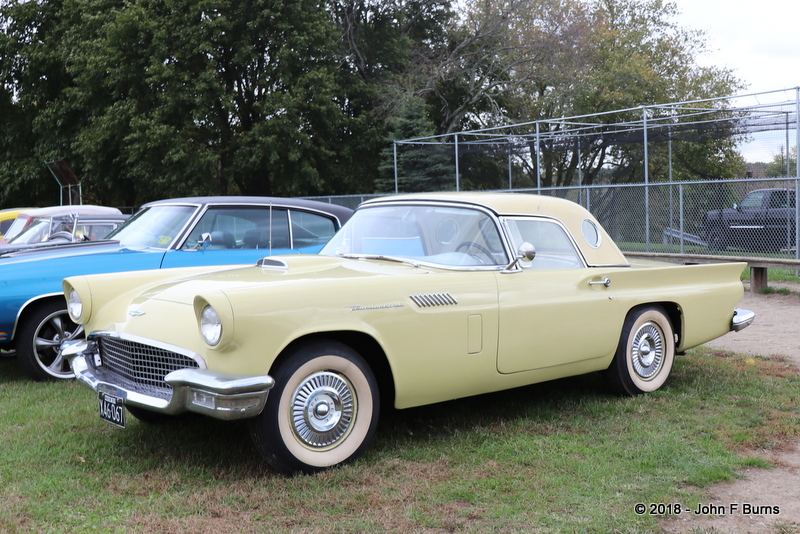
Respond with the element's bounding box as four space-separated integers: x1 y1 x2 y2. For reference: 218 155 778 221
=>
62 192 754 474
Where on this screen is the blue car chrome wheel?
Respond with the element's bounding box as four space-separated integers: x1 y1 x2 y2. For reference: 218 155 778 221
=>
17 301 83 381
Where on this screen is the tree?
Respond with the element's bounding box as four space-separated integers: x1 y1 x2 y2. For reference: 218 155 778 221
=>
765 146 798 178
0 0 80 206
375 95 454 192
418 0 594 136
2 0 353 206
444 0 746 190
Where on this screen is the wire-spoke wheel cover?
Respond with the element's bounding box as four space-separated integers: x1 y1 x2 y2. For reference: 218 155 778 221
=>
290 371 356 450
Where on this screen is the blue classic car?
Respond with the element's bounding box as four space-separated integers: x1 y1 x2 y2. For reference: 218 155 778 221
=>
0 196 352 381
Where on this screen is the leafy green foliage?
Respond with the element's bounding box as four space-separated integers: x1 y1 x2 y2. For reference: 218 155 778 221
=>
1 0 746 204
765 146 798 177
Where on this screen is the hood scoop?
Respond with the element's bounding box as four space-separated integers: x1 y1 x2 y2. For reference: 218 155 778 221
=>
257 257 289 269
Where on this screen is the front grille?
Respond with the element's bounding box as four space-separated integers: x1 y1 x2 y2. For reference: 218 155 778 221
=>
97 336 200 399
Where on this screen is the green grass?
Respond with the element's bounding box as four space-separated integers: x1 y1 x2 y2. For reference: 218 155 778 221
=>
2 348 799 533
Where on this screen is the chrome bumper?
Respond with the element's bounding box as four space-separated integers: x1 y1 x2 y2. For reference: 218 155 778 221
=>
731 308 755 332
62 340 274 421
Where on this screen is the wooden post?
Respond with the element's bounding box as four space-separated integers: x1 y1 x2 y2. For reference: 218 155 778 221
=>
750 267 768 293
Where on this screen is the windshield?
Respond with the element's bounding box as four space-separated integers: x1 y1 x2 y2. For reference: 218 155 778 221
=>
7 219 54 244
320 204 508 267
3 216 30 240
105 205 198 248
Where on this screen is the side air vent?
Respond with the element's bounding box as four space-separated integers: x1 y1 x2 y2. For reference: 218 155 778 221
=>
410 292 458 308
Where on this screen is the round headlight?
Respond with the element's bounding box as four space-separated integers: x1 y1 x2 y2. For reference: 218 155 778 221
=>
199 305 222 346
67 289 83 321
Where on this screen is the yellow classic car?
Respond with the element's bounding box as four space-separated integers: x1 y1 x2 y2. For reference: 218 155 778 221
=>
62 192 754 474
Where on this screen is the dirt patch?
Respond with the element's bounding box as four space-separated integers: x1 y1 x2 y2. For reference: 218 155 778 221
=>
662 282 800 534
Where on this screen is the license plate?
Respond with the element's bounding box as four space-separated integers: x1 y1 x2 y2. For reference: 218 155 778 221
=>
98 391 126 428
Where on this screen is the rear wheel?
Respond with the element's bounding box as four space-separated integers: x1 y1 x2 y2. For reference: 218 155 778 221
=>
605 306 675 396
249 341 379 475
17 301 82 381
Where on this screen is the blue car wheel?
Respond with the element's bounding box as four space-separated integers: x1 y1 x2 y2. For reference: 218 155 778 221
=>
17 300 83 381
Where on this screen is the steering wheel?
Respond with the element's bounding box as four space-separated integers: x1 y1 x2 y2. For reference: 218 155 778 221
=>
456 241 493 264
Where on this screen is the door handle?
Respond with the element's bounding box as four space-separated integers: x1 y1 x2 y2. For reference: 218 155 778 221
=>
588 277 611 287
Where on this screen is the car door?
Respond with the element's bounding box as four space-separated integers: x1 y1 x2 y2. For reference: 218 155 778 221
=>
496 217 622 374
764 190 795 251
160 205 339 268
728 190 768 248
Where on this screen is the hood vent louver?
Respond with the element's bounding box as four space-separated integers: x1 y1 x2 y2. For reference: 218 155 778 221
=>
410 292 458 308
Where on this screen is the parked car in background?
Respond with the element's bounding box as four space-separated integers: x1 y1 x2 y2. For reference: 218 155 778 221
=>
700 188 797 252
0 205 124 244
0 208 34 238
0 209 129 254
62 192 754 474
0 196 352 381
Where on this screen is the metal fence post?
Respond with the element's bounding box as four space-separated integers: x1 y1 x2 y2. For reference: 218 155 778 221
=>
393 141 398 194
643 107 650 251
795 88 799 266
679 183 685 254
535 122 541 191
454 133 460 192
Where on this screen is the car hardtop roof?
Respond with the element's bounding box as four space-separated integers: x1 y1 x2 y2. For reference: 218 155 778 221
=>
49 212 130 221
360 192 630 267
16 205 123 217
140 196 353 220
362 191 585 216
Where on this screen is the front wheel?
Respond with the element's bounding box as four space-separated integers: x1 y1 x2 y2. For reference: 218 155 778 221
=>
17 301 83 381
249 341 380 475
605 306 675 396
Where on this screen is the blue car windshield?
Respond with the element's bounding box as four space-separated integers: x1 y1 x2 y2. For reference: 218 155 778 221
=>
105 205 198 249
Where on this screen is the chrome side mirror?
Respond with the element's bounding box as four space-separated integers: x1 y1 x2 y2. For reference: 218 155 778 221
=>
503 242 536 272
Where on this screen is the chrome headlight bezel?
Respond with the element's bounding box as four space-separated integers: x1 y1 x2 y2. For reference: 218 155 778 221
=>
199 305 222 346
67 288 83 321
63 279 91 324
194 293 234 350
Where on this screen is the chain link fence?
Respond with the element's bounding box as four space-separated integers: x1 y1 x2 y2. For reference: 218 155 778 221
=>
307 178 799 260
308 89 799 266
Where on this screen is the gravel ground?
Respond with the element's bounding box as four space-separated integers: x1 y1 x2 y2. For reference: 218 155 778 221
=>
662 281 800 534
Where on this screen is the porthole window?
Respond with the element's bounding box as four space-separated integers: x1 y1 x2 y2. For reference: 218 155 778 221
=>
436 218 459 245
581 219 602 248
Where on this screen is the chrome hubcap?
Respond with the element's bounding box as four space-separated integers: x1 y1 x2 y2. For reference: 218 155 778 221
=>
290 371 356 450
35 311 82 378
631 322 664 380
